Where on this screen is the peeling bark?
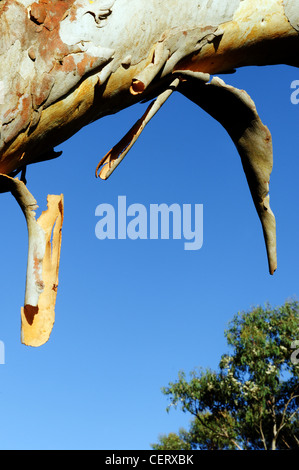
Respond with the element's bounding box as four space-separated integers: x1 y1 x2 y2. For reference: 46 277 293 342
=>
178 75 277 274
1 0 299 344
1 0 298 175
21 193 64 346
283 0 299 31
0 175 63 346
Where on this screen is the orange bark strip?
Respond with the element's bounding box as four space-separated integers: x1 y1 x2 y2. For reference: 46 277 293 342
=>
21 194 64 347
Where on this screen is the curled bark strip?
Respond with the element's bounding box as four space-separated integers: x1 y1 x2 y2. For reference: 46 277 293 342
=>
130 42 170 95
96 72 210 179
0 174 63 346
178 76 277 274
96 77 180 180
21 194 64 347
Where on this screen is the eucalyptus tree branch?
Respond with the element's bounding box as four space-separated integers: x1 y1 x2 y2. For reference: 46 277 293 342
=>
276 394 299 438
1 0 299 343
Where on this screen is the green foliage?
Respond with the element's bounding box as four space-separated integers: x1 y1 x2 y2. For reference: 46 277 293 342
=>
152 432 191 451
153 300 299 450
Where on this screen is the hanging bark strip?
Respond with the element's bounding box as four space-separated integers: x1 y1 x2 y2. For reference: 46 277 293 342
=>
95 77 182 179
0 175 63 346
96 66 277 274
178 75 277 275
95 72 211 179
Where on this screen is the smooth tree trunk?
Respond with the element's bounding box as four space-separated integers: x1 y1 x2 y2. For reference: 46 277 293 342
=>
1 0 299 345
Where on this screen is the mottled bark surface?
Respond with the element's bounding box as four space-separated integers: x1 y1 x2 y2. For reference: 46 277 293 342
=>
1 0 298 175
1 0 299 344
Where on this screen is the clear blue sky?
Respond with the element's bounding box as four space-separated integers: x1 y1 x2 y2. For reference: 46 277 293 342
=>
0 64 298 450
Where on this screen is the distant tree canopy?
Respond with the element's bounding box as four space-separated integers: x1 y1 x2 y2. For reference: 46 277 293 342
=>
152 300 299 450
